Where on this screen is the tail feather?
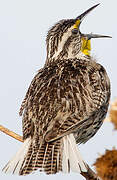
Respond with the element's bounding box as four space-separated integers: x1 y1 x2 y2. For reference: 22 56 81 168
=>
18 138 62 175
62 134 87 173
2 133 87 175
42 140 62 174
62 135 70 173
2 137 31 174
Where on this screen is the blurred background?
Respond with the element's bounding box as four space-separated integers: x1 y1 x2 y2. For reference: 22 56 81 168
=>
0 0 117 179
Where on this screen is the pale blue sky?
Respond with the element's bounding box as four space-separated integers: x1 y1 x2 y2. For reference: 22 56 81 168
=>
0 0 117 180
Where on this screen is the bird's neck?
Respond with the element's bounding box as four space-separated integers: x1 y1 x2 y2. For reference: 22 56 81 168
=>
45 50 90 65
45 35 83 65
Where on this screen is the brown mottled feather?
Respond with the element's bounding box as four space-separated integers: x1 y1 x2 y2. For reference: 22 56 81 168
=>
20 58 110 142
18 57 110 174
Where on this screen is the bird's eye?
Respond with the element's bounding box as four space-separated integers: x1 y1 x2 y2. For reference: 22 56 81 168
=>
72 28 78 35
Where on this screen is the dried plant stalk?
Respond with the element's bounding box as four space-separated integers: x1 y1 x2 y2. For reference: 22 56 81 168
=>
0 125 23 142
81 163 101 180
94 149 117 180
109 98 117 129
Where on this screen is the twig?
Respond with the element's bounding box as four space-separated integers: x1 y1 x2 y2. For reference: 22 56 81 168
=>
0 125 23 142
81 163 101 180
0 124 100 179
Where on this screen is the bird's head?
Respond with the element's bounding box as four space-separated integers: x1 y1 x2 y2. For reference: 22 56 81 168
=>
46 4 111 64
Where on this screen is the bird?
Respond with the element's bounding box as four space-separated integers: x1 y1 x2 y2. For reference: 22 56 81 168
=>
3 4 111 176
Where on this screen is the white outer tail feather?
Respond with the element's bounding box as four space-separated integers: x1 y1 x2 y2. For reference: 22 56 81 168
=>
62 134 87 173
3 134 87 175
2 137 31 175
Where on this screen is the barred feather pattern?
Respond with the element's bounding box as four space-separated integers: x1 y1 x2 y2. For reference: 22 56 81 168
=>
19 137 62 175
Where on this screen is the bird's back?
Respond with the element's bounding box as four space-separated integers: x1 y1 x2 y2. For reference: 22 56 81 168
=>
20 57 110 144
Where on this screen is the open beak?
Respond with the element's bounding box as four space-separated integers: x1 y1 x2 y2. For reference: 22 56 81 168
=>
83 33 112 39
76 4 100 22
75 5 112 39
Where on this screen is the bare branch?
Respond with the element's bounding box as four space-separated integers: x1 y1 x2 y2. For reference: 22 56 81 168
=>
81 163 101 180
0 125 23 142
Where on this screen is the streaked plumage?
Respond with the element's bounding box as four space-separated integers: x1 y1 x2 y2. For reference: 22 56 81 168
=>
3 4 111 176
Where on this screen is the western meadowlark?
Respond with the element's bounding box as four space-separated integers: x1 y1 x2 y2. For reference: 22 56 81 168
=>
3 4 111 175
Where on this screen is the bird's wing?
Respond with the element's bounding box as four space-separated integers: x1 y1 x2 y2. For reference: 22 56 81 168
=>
20 59 110 141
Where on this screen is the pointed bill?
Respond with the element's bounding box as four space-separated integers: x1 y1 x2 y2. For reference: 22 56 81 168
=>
76 4 100 22
83 33 112 39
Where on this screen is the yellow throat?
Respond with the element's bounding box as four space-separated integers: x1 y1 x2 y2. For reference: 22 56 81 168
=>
81 37 91 56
